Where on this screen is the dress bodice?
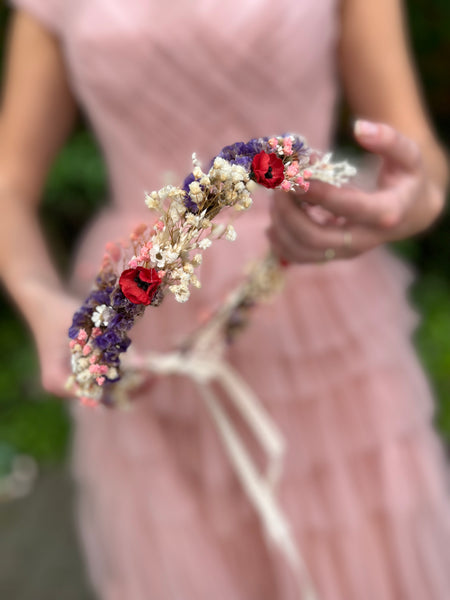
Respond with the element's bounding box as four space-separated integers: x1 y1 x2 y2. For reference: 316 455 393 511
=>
55 0 340 208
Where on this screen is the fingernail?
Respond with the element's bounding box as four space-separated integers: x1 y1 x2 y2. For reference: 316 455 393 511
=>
354 119 379 137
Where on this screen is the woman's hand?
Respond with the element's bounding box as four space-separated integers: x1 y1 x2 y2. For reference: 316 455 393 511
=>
23 280 81 398
268 120 446 264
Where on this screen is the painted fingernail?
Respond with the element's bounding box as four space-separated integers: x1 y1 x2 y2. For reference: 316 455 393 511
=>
354 119 379 137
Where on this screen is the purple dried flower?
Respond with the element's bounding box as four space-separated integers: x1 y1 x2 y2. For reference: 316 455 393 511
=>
111 289 143 315
218 139 267 163
182 172 195 192
184 195 199 213
182 173 199 213
68 325 80 340
94 330 122 350
291 137 306 155
89 289 111 306
68 303 93 339
102 351 121 366
109 313 135 332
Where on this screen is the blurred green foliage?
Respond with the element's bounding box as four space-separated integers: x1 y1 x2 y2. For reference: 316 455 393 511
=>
0 301 70 465
40 130 108 272
0 1 449 466
413 277 450 432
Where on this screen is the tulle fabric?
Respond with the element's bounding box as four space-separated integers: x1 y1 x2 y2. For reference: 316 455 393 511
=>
10 0 450 597
71 205 450 599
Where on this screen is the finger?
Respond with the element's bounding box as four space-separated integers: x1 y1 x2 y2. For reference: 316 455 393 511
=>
273 192 385 246
299 182 399 229
270 209 370 262
42 367 73 398
270 200 381 262
267 227 322 264
354 120 422 172
271 197 346 251
268 221 379 264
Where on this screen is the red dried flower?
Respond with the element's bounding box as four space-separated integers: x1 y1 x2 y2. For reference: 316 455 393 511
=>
251 151 285 189
119 267 162 305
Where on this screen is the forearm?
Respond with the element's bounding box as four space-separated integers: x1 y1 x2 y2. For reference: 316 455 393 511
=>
418 139 448 236
398 131 448 233
0 11 78 329
0 184 65 328
339 0 448 235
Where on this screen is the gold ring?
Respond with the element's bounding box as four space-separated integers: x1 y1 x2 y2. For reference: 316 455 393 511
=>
324 248 336 261
342 231 353 250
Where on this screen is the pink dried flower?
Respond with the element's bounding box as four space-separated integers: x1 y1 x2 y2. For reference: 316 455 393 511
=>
283 137 293 155
77 329 88 343
105 242 121 262
294 176 309 191
286 162 299 177
80 397 99 408
130 223 147 241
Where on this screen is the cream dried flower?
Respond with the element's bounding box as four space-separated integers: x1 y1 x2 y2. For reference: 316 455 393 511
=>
225 224 237 241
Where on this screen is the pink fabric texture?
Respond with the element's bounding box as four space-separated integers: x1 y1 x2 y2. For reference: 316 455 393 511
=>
11 0 450 598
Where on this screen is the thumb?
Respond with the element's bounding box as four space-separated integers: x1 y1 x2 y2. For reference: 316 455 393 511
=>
354 119 421 172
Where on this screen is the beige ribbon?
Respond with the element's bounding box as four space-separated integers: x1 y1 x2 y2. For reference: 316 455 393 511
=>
125 350 319 600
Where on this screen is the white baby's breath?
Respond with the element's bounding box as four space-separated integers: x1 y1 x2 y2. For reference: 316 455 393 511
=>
307 155 357 187
169 284 190 303
145 191 162 211
225 224 237 241
198 238 212 250
92 304 114 327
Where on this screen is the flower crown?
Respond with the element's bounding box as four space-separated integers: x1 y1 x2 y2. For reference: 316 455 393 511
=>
68 135 356 406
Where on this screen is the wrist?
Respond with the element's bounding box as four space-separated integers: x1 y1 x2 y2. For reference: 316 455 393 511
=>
8 276 65 332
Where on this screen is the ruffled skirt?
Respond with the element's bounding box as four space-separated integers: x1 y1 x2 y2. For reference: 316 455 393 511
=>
71 202 450 600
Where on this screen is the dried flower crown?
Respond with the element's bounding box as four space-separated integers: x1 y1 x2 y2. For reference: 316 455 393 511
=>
67 135 356 406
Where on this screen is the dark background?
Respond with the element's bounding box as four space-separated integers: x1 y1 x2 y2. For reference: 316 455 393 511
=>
0 1 449 472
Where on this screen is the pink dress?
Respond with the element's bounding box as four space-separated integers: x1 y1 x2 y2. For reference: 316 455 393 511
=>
12 1 450 598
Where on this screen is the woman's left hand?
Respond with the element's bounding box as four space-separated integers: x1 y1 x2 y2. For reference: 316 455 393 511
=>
268 120 446 264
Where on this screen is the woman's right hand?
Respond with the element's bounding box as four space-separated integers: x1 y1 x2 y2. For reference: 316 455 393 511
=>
22 280 81 398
